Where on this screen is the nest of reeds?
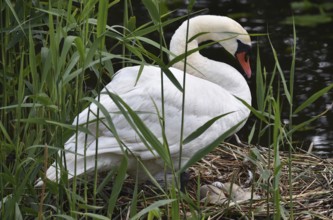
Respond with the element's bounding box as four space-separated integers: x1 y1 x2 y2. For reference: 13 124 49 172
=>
184 142 333 219
99 142 333 219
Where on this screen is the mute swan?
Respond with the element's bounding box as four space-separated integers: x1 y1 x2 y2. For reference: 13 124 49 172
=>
36 15 252 186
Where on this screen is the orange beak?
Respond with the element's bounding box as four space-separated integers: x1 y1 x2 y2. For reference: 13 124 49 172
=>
236 52 251 79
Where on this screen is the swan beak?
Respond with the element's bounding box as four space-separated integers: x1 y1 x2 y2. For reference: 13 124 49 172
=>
236 52 252 79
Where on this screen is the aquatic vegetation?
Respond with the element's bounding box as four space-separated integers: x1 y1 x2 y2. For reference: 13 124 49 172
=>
1 0 333 219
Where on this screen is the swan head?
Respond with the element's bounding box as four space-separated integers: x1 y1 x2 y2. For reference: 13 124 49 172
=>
234 39 251 78
193 15 252 78
170 15 252 78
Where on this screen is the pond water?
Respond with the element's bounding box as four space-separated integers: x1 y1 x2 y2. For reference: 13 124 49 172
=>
110 1 333 156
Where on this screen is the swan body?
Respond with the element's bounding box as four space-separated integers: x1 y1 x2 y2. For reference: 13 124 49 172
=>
37 15 252 186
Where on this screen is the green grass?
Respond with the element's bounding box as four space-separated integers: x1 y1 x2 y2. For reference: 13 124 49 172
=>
1 0 333 219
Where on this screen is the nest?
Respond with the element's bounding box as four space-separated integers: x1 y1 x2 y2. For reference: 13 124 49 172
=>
89 142 333 219
185 142 333 219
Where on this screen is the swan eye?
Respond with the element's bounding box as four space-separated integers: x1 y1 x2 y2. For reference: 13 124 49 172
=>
235 39 251 57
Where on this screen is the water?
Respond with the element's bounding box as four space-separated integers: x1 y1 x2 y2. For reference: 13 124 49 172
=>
110 1 333 155
167 0 333 156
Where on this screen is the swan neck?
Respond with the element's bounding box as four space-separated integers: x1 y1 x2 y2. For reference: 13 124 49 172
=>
169 16 251 103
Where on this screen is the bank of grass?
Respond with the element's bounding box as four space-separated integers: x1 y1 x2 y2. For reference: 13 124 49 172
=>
1 0 333 219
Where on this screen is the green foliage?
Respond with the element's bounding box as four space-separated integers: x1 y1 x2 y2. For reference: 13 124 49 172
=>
1 0 332 219
249 18 333 219
283 0 333 26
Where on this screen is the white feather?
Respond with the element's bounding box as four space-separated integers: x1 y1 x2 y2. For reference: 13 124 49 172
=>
36 15 252 186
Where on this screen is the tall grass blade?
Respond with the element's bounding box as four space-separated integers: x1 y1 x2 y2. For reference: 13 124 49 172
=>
170 180 180 220
293 83 333 114
80 96 123 149
96 170 116 194
129 176 139 218
168 40 227 67
29 29 38 93
79 0 99 22
272 98 281 220
248 121 256 144
142 0 160 25
235 96 271 123
105 91 172 167
183 112 234 144
4 0 25 35
45 120 92 135
71 212 111 220
15 203 23 220
97 0 108 49
0 121 13 144
179 119 246 174
288 18 297 220
289 17 297 107
107 156 128 217
138 48 183 92
256 45 265 111
109 0 120 8
74 37 85 63
131 199 176 220
50 215 75 220
289 106 332 135
131 13 187 37
268 36 291 104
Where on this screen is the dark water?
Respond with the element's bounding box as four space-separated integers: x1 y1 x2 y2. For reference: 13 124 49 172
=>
109 1 333 156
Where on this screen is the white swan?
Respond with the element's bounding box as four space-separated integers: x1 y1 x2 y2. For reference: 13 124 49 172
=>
36 15 252 186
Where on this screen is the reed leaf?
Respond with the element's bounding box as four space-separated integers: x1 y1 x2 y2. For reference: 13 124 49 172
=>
178 119 246 174
104 91 172 167
107 156 128 217
235 96 271 123
81 96 123 149
129 177 139 218
138 47 183 92
0 122 12 144
131 199 176 220
142 0 160 25
29 29 38 93
289 106 332 135
293 83 333 114
256 46 265 111
97 0 108 49
183 112 234 145
168 40 224 67
4 0 25 35
59 36 80 69
131 14 184 37
268 36 291 105
170 180 180 220
79 0 99 22
272 98 281 220
45 120 92 135
72 212 110 220
49 215 75 220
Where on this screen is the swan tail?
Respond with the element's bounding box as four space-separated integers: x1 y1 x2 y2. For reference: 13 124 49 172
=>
35 153 118 187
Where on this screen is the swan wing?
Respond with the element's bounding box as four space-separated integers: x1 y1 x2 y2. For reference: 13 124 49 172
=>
40 65 249 184
71 65 248 158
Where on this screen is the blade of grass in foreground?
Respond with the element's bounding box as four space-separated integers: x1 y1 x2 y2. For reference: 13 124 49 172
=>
268 35 291 105
131 199 176 220
288 19 296 220
105 91 172 167
178 119 246 174
96 0 108 49
293 83 333 114
107 156 128 217
183 112 234 145
272 98 282 220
